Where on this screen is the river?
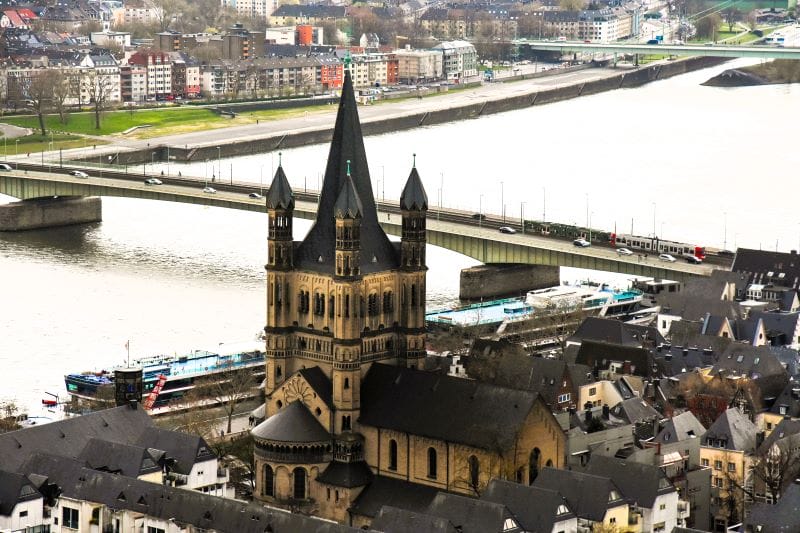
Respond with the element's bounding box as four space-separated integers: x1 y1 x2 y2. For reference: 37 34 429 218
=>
1 57 796 415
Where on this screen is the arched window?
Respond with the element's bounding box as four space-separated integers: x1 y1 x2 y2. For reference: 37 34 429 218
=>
293 467 306 499
529 448 541 485
427 447 437 478
468 455 480 491
276 400 283 409
389 439 398 471
342 415 351 431
516 467 524 484
344 377 350 389
545 459 553 468
263 464 274 497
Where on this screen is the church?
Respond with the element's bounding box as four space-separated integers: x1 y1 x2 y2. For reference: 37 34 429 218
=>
251 67 565 528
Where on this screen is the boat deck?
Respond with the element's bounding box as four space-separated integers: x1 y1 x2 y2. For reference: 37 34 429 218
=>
426 298 534 327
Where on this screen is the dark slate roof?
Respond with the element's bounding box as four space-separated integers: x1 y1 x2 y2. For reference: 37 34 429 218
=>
757 418 800 455
702 407 757 452
568 317 664 347
713 343 788 381
265 164 294 210
370 506 459 533
769 379 800 417
360 363 539 451
732 248 800 289
21 453 357 533
533 467 624 522
610 397 662 424
333 173 363 219
654 411 705 444
317 460 373 488
0 470 40 516
653 344 719 377
76 438 161 477
294 70 398 274
0 403 153 474
134 426 216 476
658 292 741 322
298 366 333 409
400 166 427 211
425 493 521 533
480 479 575 532
745 481 800 532
251 400 331 443
350 475 441 519
272 4 347 18
750 311 800 345
581 455 675 508
575 340 654 377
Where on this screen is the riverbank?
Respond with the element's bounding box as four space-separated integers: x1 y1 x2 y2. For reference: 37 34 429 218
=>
73 56 728 166
704 59 800 86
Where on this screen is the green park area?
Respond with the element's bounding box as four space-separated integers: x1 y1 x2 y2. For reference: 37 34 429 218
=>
0 132 104 155
2 104 329 139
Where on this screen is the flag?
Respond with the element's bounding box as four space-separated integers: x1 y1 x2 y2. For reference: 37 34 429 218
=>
124 340 129 351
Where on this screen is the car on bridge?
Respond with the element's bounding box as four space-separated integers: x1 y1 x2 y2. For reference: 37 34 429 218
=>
248 192 263 199
682 253 703 264
573 238 591 247
203 187 217 194
659 253 677 262
0 163 11 171
471 213 486 220
617 247 634 256
144 178 163 185
498 226 516 234
68 170 89 178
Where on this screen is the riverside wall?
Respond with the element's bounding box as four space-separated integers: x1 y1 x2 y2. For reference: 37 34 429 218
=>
79 56 728 166
0 196 102 231
460 264 560 301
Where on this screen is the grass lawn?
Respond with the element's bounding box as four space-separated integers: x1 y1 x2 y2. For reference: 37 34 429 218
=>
0 133 102 155
1 105 329 139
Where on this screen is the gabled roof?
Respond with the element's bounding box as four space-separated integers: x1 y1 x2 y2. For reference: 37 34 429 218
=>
360 363 540 451
400 166 427 211
769 380 800 417
370 506 459 533
293 70 398 274
702 407 757 452
575 340 654 377
134 426 215 475
533 467 624 522
746 481 800 532
758 418 800 455
0 403 153 474
317 460 373 488
251 400 330 443
76 438 161 477
713 343 788 381
350 475 441 519
0 470 41 516
732 248 800 290
610 397 662 424
581 455 675 508
265 164 294 210
425 493 521 533
298 366 333 408
569 317 663 347
480 479 575 531
654 411 705 444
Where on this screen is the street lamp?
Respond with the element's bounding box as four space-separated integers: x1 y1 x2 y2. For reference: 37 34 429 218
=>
500 181 505 223
723 212 728 251
652 202 657 238
439 172 444 222
589 212 594 242
216 146 221 183
260 165 264 196
520 201 526 234
542 187 546 222
585 193 589 227
479 194 484 228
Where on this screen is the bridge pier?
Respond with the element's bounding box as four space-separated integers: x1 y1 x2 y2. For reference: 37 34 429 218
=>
0 196 102 231
459 263 560 301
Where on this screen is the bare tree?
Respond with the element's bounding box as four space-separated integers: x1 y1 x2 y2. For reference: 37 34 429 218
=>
51 70 73 124
26 70 57 135
84 69 117 130
189 361 257 433
0 400 21 433
695 12 722 40
152 0 185 31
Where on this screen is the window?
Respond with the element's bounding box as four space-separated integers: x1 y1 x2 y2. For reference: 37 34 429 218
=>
558 393 571 403
589 387 596 396
63 507 79 529
293 467 307 499
715 477 723 488
728 462 736 472
263 465 274 497
702 458 709 467
468 455 480 489
714 460 722 470
659 503 666 510
427 447 437 478
19 510 27 518
344 377 350 389
147 528 166 533
342 415 351 431
389 439 398 471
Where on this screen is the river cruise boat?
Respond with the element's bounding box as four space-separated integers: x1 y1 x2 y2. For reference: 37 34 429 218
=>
64 341 265 411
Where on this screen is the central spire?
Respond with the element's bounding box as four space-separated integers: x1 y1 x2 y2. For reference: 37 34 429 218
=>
294 70 398 274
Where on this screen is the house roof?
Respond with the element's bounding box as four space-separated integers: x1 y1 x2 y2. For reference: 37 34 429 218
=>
293 70 398 274
76 438 161 477
298 366 333 409
568 317 663 347
712 343 788 383
533 467 624 522
400 166 428 211
251 400 331 443
732 248 800 290
265 164 294 210
610 397 662 424
746 481 800 532
317 460 373 488
769 380 800 417
702 407 757 452
480 479 575 531
0 470 40 516
581 455 675 508
360 363 540 451
350 475 441 519
425 493 521 533
654 411 705 444
134 426 215 475
370 506 459 533
575 340 654 377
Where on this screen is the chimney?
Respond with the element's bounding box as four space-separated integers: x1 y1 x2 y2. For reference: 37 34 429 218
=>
585 409 592 424
602 404 610 420
128 399 138 410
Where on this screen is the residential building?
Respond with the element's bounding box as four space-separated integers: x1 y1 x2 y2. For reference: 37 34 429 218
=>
120 64 147 102
222 0 269 19
79 53 122 103
394 47 443 84
127 50 172 100
90 30 132 48
269 5 347 27
431 40 477 83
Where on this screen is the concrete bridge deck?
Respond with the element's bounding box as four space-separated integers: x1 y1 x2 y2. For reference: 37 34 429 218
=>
0 169 717 282
515 40 800 59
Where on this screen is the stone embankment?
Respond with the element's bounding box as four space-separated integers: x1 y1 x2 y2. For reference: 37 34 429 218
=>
80 56 728 166
0 196 101 231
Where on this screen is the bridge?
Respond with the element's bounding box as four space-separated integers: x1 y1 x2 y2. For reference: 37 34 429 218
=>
0 169 716 282
514 40 800 59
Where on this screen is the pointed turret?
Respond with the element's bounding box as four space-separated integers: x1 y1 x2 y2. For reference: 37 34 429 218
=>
334 171 363 220
294 70 398 275
400 156 428 212
266 161 294 210
400 154 427 270
334 161 363 278
266 154 294 270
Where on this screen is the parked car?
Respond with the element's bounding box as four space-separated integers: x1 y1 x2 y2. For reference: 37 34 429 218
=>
144 178 163 185
0 163 11 171
498 226 516 234
248 192 263 199
68 170 89 178
683 253 703 264
617 247 634 256
658 253 677 262
202 187 217 194
573 238 591 247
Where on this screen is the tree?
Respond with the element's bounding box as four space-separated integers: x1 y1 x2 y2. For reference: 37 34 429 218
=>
84 69 117 130
51 70 73 125
25 70 58 135
727 440 800 507
724 8 741 33
152 0 185 31
188 361 257 433
694 12 722 40
0 400 21 433
559 0 585 11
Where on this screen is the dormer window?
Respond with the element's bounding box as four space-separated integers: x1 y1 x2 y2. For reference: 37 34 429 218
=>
556 504 570 515
609 490 622 502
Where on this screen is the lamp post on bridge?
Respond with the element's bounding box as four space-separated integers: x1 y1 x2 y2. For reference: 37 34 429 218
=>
500 181 505 223
216 146 221 183
520 202 526 234
479 194 484 229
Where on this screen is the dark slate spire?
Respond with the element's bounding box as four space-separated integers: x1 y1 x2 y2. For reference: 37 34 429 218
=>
334 162 363 219
400 154 428 211
266 155 294 210
294 69 398 274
